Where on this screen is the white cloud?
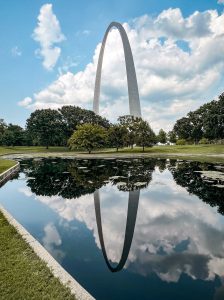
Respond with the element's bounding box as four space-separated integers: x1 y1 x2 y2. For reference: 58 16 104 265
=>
18 97 33 107
23 8 224 131
75 29 91 36
11 46 22 57
32 3 65 70
25 167 224 283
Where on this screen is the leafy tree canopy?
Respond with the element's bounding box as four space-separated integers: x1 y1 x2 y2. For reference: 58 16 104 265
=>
26 109 65 148
68 123 107 153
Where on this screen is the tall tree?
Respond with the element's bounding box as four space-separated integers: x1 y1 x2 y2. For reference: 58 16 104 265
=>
157 129 167 144
68 123 107 153
108 124 128 151
26 109 65 148
168 131 177 143
173 93 224 142
118 115 140 148
0 119 7 145
135 119 156 151
1 124 25 146
59 106 110 139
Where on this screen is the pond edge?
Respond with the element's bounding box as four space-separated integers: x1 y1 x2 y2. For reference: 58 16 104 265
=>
0 162 20 186
0 205 95 300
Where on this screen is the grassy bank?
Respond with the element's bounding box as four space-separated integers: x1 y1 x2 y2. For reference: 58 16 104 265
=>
0 163 76 300
0 210 76 300
0 146 68 156
0 144 223 163
0 159 17 174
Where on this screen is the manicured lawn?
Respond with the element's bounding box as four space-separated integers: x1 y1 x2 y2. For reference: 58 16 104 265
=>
101 144 223 154
0 159 17 174
0 146 68 156
0 144 223 163
0 211 76 300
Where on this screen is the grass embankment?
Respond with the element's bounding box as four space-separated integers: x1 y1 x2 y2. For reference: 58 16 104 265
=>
0 144 223 163
0 162 76 300
0 159 17 174
0 146 68 156
0 211 76 300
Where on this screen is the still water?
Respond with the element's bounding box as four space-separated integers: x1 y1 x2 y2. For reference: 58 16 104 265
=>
0 158 224 300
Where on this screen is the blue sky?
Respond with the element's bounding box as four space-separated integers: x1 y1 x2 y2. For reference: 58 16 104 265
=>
0 0 224 130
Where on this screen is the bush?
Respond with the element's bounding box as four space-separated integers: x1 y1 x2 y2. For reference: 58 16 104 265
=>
176 139 186 145
199 138 209 144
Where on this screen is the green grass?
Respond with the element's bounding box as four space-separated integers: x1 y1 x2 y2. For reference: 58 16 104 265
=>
101 144 224 154
0 144 223 163
0 211 76 300
0 146 68 156
0 159 17 174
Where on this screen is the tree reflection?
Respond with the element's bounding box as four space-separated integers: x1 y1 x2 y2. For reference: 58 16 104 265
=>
20 158 156 198
169 161 224 214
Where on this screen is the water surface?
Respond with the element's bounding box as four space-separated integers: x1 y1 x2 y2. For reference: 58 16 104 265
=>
0 158 224 300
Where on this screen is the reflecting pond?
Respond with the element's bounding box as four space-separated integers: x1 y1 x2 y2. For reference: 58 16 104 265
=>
0 158 224 300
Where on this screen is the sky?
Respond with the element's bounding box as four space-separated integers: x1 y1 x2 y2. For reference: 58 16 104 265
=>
1 0 224 132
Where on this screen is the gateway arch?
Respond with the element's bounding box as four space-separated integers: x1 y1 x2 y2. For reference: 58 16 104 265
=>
93 22 141 117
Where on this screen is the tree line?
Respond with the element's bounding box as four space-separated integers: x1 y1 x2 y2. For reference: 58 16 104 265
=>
172 93 224 144
0 106 156 152
0 93 223 150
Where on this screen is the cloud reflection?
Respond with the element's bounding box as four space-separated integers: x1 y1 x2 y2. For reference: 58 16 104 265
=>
19 167 224 282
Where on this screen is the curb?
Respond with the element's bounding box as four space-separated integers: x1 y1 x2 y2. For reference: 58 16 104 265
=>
0 206 95 300
0 162 20 186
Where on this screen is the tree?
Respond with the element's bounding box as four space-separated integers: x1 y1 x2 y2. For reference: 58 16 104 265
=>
172 93 224 142
173 117 193 140
157 129 167 144
0 119 7 145
26 109 65 148
68 123 107 153
168 131 177 143
135 119 156 151
1 124 25 146
118 115 140 148
202 94 224 140
108 124 128 151
59 106 110 139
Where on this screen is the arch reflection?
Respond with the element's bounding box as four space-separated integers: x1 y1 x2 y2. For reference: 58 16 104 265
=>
94 189 140 272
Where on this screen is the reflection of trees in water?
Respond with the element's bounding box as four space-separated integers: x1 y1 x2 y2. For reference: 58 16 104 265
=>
20 158 157 198
169 161 224 214
109 159 156 191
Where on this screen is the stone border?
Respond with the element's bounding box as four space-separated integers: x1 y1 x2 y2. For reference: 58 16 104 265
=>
0 162 20 186
0 206 95 300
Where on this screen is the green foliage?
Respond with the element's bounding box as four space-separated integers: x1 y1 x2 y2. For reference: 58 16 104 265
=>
176 139 186 145
1 124 25 146
173 93 224 142
135 119 156 151
157 129 167 144
68 123 107 153
168 131 177 143
59 105 110 138
118 115 156 151
26 109 65 148
118 115 139 148
108 124 128 151
199 138 209 144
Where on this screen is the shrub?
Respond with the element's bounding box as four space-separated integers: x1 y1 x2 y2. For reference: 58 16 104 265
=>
176 139 186 145
199 138 209 144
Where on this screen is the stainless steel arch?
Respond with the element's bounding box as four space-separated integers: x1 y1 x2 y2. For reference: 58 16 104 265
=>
94 189 140 272
93 22 141 117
